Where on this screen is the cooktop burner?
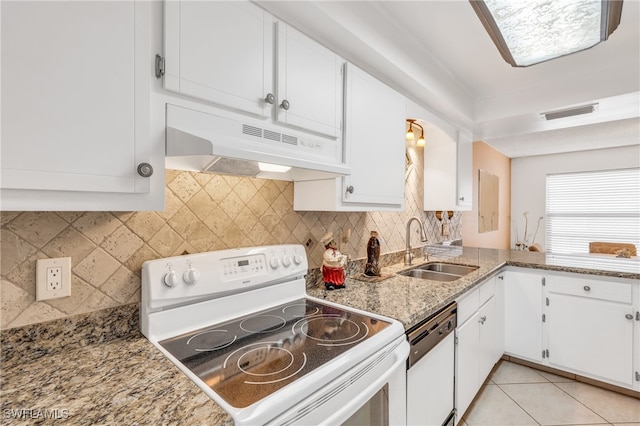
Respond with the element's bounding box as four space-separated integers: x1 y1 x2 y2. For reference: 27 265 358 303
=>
159 298 391 408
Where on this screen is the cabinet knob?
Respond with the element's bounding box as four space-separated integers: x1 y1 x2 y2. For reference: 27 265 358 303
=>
478 315 487 324
498 275 504 280
346 185 354 194
625 314 633 320
459 196 465 201
264 93 275 105
137 163 154 178
280 99 290 110
583 285 591 292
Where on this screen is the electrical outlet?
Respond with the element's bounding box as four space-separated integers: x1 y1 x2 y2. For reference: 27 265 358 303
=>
303 234 317 250
47 267 62 290
36 257 71 301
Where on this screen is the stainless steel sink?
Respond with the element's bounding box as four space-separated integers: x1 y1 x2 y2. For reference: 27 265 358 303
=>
398 262 479 282
399 269 462 281
418 263 478 275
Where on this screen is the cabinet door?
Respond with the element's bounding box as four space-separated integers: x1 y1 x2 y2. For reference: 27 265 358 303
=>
456 131 473 210
342 63 405 207
456 312 480 419
424 133 457 211
504 271 544 362
276 23 343 138
547 293 634 387
478 296 502 380
1 1 153 199
163 1 273 118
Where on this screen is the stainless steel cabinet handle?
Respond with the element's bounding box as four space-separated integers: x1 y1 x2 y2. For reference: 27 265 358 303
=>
626 314 634 320
265 93 275 104
137 163 153 178
280 99 290 110
583 285 591 292
346 186 354 194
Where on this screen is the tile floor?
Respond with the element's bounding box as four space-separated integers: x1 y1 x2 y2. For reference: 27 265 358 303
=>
459 360 640 426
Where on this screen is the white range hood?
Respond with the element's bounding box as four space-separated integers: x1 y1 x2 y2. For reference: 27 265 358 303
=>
165 104 350 181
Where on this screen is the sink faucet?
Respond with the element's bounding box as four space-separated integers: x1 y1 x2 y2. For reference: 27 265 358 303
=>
405 216 428 266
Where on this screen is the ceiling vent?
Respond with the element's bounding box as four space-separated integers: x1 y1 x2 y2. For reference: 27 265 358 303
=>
541 103 599 121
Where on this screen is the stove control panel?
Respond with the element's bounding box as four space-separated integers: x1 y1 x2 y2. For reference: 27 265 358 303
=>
222 253 267 278
142 244 308 311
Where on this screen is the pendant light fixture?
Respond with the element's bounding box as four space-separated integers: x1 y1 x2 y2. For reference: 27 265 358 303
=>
469 0 623 67
406 119 416 140
406 119 425 147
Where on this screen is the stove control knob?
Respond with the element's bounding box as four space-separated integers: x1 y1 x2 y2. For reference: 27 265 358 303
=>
293 255 303 265
163 271 179 288
183 268 200 285
282 255 291 267
270 257 280 269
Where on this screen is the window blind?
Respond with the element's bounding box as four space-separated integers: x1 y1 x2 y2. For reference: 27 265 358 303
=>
545 168 640 254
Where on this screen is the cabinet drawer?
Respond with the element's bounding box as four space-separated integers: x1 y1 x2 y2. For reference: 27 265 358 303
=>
479 278 496 305
547 275 632 304
456 287 479 325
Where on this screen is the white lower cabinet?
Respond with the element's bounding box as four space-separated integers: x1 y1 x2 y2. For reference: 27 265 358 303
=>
456 310 481 420
503 267 638 391
503 269 544 363
455 276 504 419
546 274 636 389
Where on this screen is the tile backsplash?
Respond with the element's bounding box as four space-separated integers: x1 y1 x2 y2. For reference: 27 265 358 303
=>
0 145 460 329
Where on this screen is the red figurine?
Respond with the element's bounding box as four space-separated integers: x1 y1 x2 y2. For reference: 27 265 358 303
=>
320 232 348 290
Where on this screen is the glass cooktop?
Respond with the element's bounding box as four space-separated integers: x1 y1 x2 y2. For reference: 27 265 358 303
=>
159 298 391 408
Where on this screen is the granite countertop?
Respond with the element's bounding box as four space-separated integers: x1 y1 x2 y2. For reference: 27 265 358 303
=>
2 248 638 425
308 247 640 330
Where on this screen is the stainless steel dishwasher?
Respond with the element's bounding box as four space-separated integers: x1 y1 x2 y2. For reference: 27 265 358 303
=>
407 302 457 426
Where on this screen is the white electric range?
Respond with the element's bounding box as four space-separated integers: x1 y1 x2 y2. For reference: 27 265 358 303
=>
140 244 408 425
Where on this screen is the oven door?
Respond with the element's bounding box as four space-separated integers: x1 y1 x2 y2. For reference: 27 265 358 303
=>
268 336 409 426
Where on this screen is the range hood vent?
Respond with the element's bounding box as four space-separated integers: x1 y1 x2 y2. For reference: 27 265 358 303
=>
542 103 598 121
165 104 349 182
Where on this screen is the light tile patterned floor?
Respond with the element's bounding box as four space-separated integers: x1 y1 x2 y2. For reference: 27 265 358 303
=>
459 360 640 426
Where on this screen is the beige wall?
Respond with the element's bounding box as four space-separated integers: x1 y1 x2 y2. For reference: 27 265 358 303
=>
461 141 511 249
0 143 462 330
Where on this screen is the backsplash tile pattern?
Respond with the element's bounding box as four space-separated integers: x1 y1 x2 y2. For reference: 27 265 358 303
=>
0 145 460 329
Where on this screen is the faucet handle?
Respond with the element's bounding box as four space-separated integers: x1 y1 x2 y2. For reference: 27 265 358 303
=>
422 246 430 261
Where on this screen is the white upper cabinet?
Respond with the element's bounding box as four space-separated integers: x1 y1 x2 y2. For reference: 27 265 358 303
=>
423 129 473 211
456 131 473 209
293 63 405 211
163 1 273 118
163 0 343 139
1 1 162 211
275 24 343 138
408 100 472 211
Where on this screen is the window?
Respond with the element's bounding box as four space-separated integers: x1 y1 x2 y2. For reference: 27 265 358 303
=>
545 168 640 254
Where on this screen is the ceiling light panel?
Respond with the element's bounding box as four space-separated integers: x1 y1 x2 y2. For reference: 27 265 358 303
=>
472 0 622 67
